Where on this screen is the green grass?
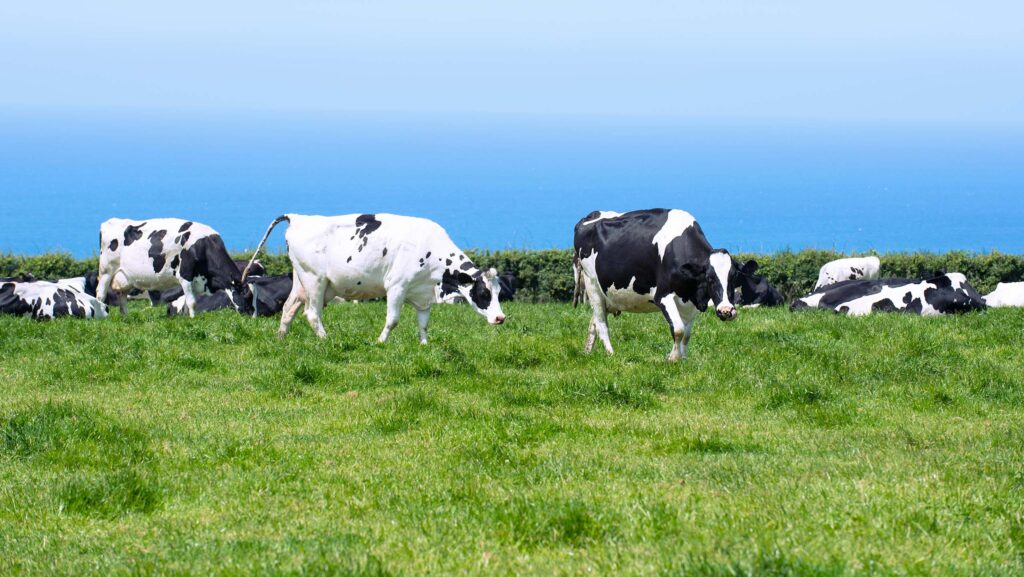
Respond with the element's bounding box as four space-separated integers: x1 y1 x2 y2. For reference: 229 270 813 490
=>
1 302 1022 576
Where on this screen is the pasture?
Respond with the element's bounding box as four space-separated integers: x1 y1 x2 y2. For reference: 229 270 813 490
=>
1 302 1022 576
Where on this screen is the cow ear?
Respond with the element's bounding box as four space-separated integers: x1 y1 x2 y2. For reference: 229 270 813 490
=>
741 260 759 275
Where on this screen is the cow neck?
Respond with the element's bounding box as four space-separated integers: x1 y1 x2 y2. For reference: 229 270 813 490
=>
434 238 481 280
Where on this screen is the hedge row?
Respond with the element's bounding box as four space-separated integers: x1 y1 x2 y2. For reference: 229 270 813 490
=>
4 249 1023 303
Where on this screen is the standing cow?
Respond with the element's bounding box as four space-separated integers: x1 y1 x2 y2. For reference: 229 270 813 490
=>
573 209 747 362
97 218 248 317
814 256 881 290
243 213 505 343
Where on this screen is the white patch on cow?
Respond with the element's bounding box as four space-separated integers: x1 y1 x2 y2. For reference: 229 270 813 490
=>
984 281 1024 307
580 211 622 226
708 251 736 317
651 209 696 259
604 276 659 313
795 292 826 309
815 256 881 289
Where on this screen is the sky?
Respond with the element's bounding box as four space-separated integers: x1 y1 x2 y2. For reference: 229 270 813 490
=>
2 1 1023 123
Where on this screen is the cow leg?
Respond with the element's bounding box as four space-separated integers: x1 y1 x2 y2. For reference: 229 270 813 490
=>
277 284 305 339
584 319 597 353
378 286 406 343
658 295 687 362
675 302 699 360
303 278 328 339
177 279 198 318
415 306 431 344
583 280 613 355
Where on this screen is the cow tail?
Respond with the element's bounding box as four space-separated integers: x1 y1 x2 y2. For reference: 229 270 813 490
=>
572 253 584 308
241 215 289 282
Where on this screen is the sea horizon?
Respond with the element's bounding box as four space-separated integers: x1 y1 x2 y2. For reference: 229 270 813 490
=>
2 110 1022 258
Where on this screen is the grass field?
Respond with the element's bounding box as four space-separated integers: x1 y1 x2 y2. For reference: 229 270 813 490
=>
1 301 1023 576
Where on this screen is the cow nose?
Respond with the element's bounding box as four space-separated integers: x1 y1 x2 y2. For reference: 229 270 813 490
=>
493 315 506 325
716 306 737 321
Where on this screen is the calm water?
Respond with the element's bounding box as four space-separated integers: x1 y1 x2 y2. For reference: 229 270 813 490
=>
1 111 1021 257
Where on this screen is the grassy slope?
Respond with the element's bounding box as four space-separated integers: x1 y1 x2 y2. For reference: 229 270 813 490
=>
0 302 1022 576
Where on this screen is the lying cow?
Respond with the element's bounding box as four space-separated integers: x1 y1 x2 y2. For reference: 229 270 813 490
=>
791 273 986 316
148 258 265 306
0 279 107 320
167 274 293 317
814 256 881 290
573 209 746 362
734 261 784 307
437 271 517 304
98 218 248 317
983 282 1024 308
244 214 505 343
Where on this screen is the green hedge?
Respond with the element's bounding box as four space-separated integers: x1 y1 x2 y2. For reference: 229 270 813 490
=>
5 249 1023 303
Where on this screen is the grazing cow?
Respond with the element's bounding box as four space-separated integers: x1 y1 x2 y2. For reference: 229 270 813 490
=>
437 271 517 304
166 275 294 317
734 261 784 307
243 213 506 343
983 282 1024 308
814 256 881 289
791 273 986 316
573 209 746 361
0 280 107 320
98 218 248 317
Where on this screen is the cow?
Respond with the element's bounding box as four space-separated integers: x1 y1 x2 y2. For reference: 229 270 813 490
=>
983 282 1024 308
148 259 266 306
734 261 784 307
0 279 107 320
573 209 746 362
243 213 506 343
97 218 248 317
166 274 293 317
814 256 881 290
791 273 986 316
436 271 517 304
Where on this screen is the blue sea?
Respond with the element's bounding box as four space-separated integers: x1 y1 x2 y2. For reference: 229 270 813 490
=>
1 110 1021 257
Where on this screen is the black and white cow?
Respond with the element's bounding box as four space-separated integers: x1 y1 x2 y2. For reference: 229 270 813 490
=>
983 282 1024 308
243 214 505 343
436 271 517 304
166 274 294 317
98 218 248 317
814 256 881 290
0 279 107 320
573 209 747 361
734 261 784 307
791 273 986 316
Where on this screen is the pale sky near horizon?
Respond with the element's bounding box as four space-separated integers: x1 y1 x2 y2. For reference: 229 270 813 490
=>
2 1 1022 123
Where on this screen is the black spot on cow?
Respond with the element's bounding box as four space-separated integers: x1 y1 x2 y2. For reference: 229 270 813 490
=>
459 261 474 271
355 214 382 239
382 247 388 257
459 255 465 261
170 254 181 272
357 281 362 285
108 239 118 251
148 230 167 273
123 224 145 246
347 256 352 263
446 259 452 266
179 231 191 246
872 299 899 313
425 252 431 259
178 221 193 232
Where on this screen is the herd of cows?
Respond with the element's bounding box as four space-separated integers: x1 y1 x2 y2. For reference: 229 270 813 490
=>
2 208 1023 361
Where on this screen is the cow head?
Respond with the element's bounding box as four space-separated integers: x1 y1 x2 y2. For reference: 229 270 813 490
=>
924 273 987 314
735 260 783 307
449 267 506 325
678 250 739 320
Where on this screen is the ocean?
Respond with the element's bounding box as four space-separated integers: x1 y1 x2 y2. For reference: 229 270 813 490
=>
1 111 1021 258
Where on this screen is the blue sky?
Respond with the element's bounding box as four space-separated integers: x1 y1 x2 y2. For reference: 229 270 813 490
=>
1 1 1022 122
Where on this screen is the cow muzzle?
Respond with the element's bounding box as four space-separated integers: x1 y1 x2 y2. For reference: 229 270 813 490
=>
716 305 737 321
490 315 506 325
